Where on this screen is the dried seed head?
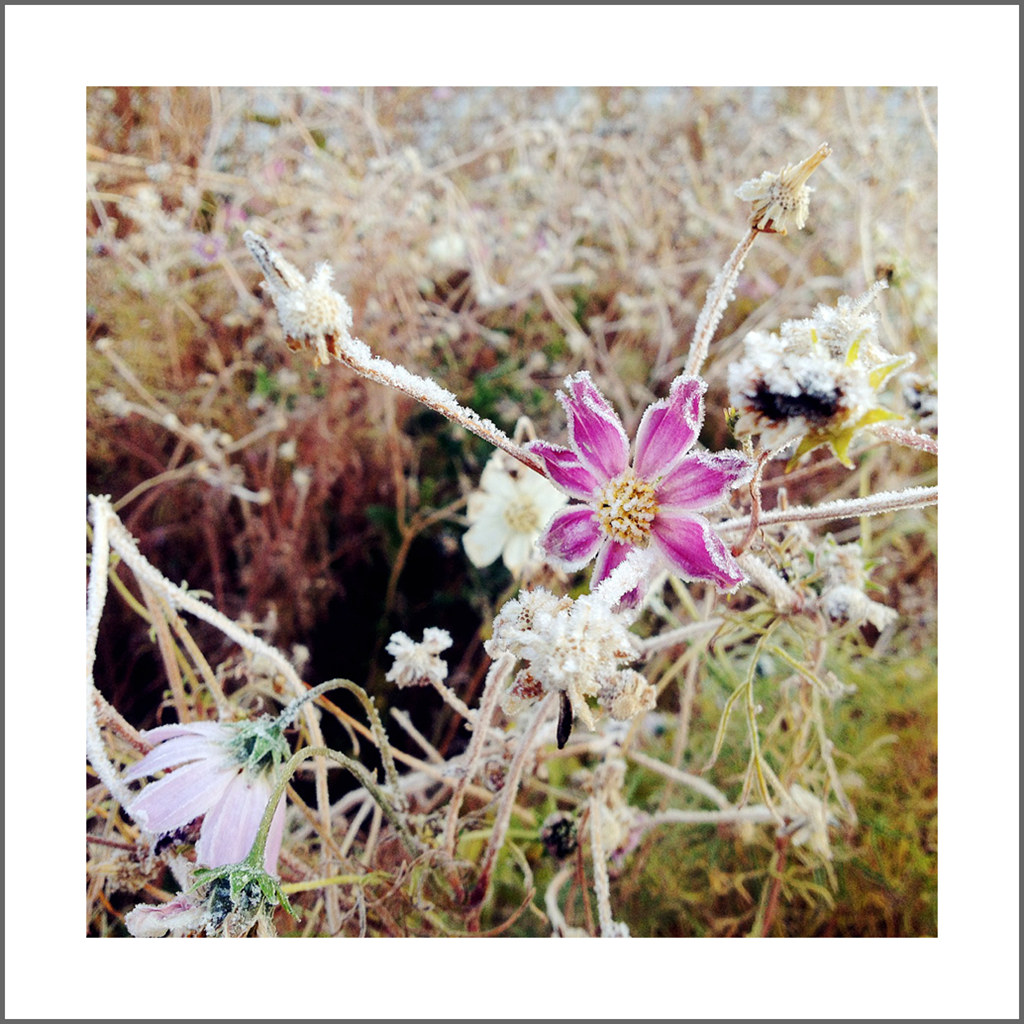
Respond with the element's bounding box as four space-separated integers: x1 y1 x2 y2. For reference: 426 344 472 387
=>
735 143 831 234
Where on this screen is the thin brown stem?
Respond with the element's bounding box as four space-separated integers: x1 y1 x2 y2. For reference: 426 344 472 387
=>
731 449 772 558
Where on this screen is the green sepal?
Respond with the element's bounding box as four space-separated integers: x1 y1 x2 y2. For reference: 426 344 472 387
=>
193 861 298 921
868 352 914 391
785 407 903 472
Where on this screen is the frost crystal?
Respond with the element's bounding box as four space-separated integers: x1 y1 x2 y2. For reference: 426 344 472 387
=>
485 588 655 734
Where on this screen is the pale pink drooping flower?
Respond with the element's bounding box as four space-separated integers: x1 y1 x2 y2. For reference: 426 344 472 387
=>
126 721 286 872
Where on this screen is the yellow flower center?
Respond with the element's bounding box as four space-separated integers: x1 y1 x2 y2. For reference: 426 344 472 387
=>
503 496 543 534
595 471 659 547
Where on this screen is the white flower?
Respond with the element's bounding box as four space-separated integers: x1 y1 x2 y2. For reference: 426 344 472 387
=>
485 588 655 737
735 143 831 235
385 628 453 688
463 450 569 573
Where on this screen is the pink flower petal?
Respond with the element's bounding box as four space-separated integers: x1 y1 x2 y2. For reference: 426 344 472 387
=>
138 722 232 743
592 539 642 608
651 512 746 591
656 450 753 511
125 893 205 937
196 774 282 869
539 505 603 569
129 760 238 835
526 440 602 500
633 375 705 480
123 731 227 782
559 372 629 482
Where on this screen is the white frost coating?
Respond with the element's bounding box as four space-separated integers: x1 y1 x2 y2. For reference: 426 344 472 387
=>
592 546 657 613
245 231 542 475
727 282 913 465
487 588 655 731
717 486 938 534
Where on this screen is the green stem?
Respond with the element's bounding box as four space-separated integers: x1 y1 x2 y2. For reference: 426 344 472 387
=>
326 680 407 814
245 744 421 875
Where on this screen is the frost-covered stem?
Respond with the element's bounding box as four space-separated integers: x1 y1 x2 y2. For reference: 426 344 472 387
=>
545 865 582 937
809 670 856 824
589 798 614 936
86 497 136 810
265 745 421 861
276 679 360 730
101 500 307 699
637 617 723 656
666 646 703 797
86 496 110 679
428 676 477 725
442 652 514 859
470 691 556 909
646 805 776 827
334 336 542 474
244 230 544 478
338 797 374 860
744 637 776 813
323 680 407 815
389 708 445 763
684 227 757 377
91 496 335 908
626 750 730 809
717 485 938 534
585 765 630 937
871 422 939 456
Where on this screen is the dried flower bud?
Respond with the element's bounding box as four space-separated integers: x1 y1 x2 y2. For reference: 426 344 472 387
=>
735 143 831 235
245 231 354 367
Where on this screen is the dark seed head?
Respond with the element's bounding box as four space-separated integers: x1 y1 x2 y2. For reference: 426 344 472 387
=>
540 812 579 860
750 381 841 424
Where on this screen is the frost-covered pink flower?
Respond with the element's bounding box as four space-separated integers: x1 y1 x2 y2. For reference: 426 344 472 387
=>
526 372 752 605
126 721 286 872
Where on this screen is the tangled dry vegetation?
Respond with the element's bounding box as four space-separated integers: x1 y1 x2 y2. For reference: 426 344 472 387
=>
87 86 937 938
